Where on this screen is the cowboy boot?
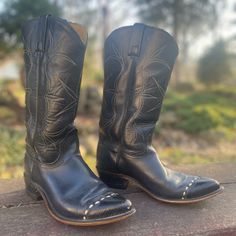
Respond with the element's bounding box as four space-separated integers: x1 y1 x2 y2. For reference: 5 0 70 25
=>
22 15 135 226
97 23 223 203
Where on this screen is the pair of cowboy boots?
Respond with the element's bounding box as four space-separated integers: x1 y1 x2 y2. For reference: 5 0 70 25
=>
22 15 223 226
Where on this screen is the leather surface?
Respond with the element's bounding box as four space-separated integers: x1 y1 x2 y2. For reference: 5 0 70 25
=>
22 15 133 223
97 23 221 201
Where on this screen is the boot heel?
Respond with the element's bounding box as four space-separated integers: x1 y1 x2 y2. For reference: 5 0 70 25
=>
24 173 42 201
99 171 129 189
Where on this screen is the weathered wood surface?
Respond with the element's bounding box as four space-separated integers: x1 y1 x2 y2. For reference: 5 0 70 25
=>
0 163 236 236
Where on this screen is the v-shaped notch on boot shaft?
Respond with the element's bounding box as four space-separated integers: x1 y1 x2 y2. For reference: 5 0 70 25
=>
22 15 87 53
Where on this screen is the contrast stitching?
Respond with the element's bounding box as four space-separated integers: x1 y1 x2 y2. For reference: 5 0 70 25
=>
83 193 120 220
181 177 199 200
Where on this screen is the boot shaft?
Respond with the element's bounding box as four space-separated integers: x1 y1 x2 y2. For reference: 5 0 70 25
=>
22 15 87 162
99 23 178 150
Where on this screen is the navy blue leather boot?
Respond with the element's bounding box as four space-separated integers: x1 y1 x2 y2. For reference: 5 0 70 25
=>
97 23 223 204
22 15 135 226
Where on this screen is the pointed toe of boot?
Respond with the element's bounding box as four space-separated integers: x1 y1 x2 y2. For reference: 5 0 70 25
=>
186 177 223 202
84 192 135 223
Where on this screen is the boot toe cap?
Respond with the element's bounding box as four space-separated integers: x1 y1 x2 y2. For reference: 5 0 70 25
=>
84 192 134 221
186 177 222 200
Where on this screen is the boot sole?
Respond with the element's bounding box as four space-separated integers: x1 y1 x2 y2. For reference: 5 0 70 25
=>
99 170 224 204
25 174 136 226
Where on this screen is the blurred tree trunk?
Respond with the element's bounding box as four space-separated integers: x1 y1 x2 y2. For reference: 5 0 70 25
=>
101 0 110 43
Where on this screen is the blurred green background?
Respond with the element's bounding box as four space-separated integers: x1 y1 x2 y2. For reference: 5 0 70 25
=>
0 0 235 179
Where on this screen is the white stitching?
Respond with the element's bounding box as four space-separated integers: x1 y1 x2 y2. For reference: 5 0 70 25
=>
181 177 199 200
83 192 119 220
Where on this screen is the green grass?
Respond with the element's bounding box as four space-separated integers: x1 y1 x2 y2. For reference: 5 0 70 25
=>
0 125 25 178
160 146 236 165
160 85 236 139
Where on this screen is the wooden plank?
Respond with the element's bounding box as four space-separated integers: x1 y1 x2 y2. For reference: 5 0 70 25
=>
0 184 235 236
0 163 236 236
0 178 25 194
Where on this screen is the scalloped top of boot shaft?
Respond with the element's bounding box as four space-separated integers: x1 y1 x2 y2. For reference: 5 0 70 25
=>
104 23 179 61
21 15 87 53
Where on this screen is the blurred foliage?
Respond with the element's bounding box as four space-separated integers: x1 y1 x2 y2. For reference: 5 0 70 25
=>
134 0 224 83
0 79 25 104
62 0 98 34
134 0 222 44
160 145 236 165
0 79 25 123
0 0 61 57
0 125 25 178
82 38 104 84
197 40 233 85
160 85 236 137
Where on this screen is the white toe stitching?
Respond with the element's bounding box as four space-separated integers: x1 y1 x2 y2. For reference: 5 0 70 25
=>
181 177 199 200
83 192 119 220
